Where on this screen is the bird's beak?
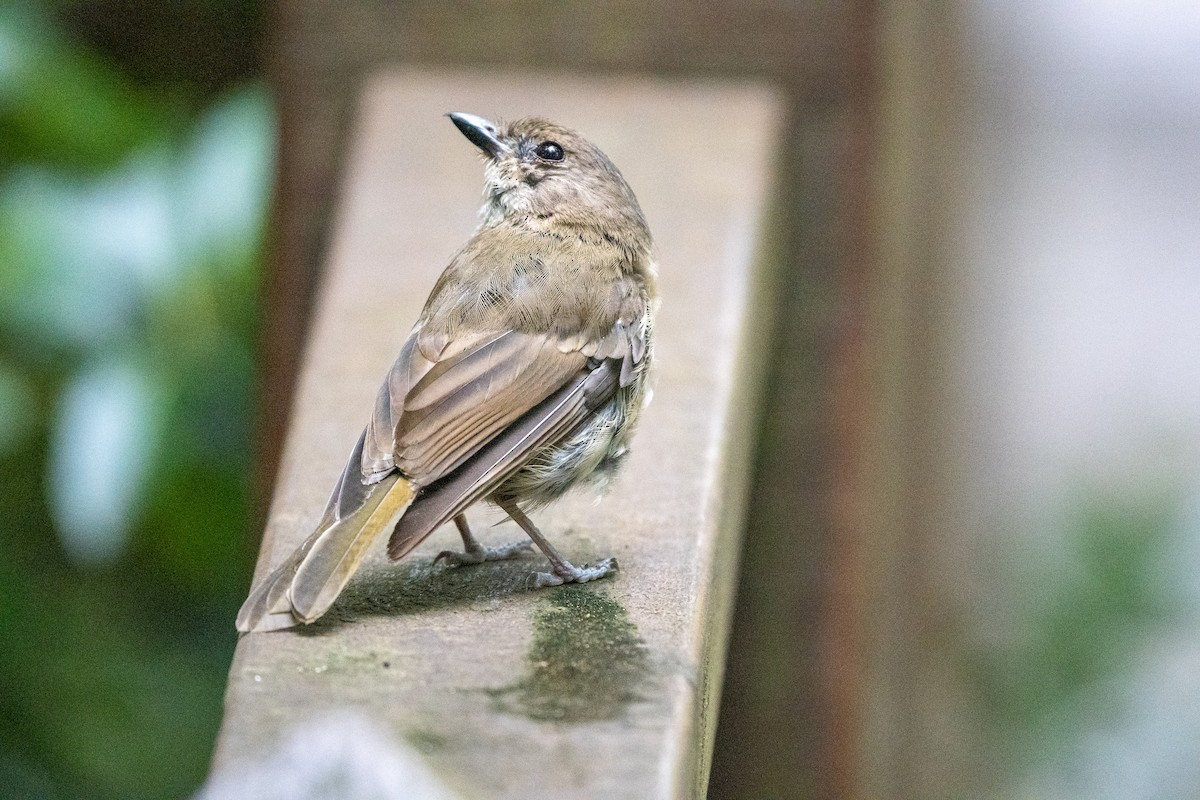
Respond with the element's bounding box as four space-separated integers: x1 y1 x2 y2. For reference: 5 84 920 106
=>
447 112 509 158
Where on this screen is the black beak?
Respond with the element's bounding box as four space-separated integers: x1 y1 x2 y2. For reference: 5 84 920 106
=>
447 112 508 158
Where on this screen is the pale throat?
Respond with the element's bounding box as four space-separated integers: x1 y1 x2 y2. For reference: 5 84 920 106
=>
477 173 647 257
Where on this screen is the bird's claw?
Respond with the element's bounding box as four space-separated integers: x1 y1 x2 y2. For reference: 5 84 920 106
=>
435 539 533 567
530 557 619 589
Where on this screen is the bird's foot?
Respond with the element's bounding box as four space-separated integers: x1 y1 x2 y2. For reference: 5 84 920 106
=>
530 557 619 589
435 539 533 567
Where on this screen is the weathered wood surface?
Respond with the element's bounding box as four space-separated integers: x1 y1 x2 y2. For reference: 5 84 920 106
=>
210 71 783 798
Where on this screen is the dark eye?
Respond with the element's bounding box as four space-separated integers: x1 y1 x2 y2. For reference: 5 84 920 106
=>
534 141 564 162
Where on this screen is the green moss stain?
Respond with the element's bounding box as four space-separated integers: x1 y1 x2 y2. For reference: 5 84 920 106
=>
487 585 650 722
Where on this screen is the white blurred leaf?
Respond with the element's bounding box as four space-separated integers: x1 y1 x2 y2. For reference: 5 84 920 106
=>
174 85 275 268
0 157 177 346
48 358 162 565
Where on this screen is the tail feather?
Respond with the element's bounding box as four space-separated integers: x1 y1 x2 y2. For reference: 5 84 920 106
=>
234 546 309 632
289 475 413 622
236 474 415 632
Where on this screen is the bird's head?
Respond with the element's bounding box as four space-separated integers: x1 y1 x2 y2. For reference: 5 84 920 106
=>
448 112 650 249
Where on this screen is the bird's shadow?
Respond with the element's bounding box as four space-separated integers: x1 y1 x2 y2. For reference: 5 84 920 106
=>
295 556 541 636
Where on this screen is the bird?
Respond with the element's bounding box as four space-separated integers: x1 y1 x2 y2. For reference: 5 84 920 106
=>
236 112 657 632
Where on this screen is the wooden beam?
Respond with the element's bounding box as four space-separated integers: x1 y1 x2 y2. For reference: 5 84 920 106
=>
855 3 971 797
211 70 784 798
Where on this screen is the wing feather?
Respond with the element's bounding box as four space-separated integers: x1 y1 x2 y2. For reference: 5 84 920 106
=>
391 333 586 484
387 358 622 559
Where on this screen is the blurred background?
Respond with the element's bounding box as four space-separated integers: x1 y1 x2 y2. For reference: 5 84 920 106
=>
0 2 267 798
1 1 1199 799
951 2 1200 796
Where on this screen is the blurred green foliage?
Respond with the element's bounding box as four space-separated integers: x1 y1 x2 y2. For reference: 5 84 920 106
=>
0 7 171 171
0 3 268 798
964 484 1186 790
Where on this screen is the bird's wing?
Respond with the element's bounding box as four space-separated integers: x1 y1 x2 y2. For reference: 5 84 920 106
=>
315 325 592 527
358 326 503 482
309 327 589 549
387 357 622 559
313 326 583 526
386 309 651 560
396 330 598 483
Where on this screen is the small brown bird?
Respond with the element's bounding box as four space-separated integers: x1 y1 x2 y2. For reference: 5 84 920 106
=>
236 113 656 632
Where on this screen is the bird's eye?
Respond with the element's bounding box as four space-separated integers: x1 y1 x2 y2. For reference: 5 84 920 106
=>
534 141 565 162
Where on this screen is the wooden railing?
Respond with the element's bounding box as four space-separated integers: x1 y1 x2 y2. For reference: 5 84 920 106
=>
206 71 784 798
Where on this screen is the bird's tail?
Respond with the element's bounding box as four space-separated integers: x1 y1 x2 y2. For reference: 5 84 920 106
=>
235 474 415 632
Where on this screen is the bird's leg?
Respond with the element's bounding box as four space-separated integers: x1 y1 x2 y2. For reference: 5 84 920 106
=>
493 498 618 588
434 513 532 567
